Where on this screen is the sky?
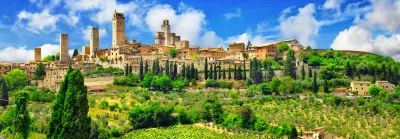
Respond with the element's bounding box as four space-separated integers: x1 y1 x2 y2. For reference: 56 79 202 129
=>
0 0 399 62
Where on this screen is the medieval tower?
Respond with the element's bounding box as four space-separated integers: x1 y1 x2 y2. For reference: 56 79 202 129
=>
155 19 180 46
161 19 171 45
34 47 41 62
60 34 69 63
112 10 125 46
90 27 99 58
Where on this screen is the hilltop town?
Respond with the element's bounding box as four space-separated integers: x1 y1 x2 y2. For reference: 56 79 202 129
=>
1 10 400 139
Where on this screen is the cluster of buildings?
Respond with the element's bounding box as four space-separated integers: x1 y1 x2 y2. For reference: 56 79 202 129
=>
334 81 395 99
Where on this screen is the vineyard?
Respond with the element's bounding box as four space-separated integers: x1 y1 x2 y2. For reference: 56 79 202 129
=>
122 125 264 139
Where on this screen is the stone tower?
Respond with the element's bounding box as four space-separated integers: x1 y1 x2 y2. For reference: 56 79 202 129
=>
161 18 171 46
34 47 41 62
90 27 99 58
112 10 125 46
60 34 69 63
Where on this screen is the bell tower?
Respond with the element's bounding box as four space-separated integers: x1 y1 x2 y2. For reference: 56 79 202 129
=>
112 10 125 46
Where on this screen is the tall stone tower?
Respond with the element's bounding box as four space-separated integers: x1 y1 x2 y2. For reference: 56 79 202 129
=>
90 27 99 58
161 18 171 46
34 48 41 62
112 10 125 46
60 34 69 64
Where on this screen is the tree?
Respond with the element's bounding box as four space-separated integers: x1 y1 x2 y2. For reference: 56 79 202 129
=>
246 41 252 50
34 63 46 80
209 64 213 80
218 63 221 79
204 59 208 80
239 105 255 129
48 68 91 138
124 63 128 76
141 72 154 88
277 42 289 52
319 65 337 80
0 81 8 107
72 49 79 57
13 91 30 139
173 79 186 92
144 60 149 74
195 69 199 80
242 52 249 79
324 79 329 93
306 46 312 50
169 48 178 58
238 66 243 80
289 127 298 139
190 63 195 79
312 71 318 93
266 67 274 81
48 68 72 139
43 55 53 62
308 67 312 78
301 64 305 80
234 65 237 80
213 63 217 80
279 76 294 94
56 52 60 60
172 63 177 80
283 49 296 79
368 85 382 96
345 62 353 79
192 55 199 60
139 57 144 80
222 67 226 79
228 64 231 80
181 64 186 78
151 75 173 92
5 69 27 91
128 65 132 75
165 60 170 76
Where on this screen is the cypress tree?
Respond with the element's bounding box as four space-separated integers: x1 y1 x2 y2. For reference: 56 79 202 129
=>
144 60 149 74
152 59 156 74
238 66 243 80
345 62 352 79
214 63 217 80
234 65 237 80
172 63 177 80
182 64 186 78
48 67 73 138
218 63 222 79
170 62 174 78
14 91 30 139
284 49 296 79
165 60 170 76
308 67 312 78
324 79 329 93
301 64 305 80
139 57 144 80
0 82 8 107
128 65 132 75
223 67 226 80
195 69 199 80
228 64 231 80
209 64 213 80
59 69 91 138
186 66 190 79
312 71 318 93
204 59 208 80
190 63 195 79
124 63 128 76
266 67 274 81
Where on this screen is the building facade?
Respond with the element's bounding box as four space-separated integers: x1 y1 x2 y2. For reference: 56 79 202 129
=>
154 19 181 46
34 48 41 62
60 34 69 64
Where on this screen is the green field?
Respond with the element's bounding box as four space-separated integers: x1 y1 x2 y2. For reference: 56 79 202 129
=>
122 125 265 139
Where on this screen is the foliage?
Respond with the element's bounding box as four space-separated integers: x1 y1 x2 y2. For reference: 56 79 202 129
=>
72 49 79 57
34 63 46 80
47 68 91 139
277 42 289 52
4 69 27 91
84 65 123 76
0 80 8 107
13 91 30 139
205 80 233 89
113 73 140 86
151 75 173 92
141 72 154 88
283 49 296 79
128 103 174 129
23 86 55 103
169 48 178 58
42 56 53 62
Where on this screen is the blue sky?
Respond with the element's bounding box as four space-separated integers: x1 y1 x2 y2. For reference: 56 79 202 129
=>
0 0 399 62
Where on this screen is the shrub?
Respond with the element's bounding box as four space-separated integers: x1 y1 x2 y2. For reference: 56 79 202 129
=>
259 83 272 95
128 103 175 129
99 100 109 109
109 103 120 112
229 90 240 99
205 80 233 89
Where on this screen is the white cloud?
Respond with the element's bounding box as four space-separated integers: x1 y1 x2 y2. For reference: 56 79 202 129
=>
224 32 269 46
279 4 319 47
323 0 346 10
82 26 107 41
29 0 61 9
224 8 241 20
15 9 79 33
145 3 206 46
356 0 400 32
331 25 400 60
0 44 60 62
319 0 372 26
199 31 224 47
64 0 149 27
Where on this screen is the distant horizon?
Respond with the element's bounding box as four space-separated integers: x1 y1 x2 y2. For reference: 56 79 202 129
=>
0 0 399 62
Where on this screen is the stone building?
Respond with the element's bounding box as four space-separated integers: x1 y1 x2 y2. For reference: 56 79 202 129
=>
154 19 181 46
199 46 226 63
375 81 395 92
252 41 279 61
60 34 69 64
226 43 245 61
90 27 99 58
82 45 90 55
112 10 126 46
34 47 41 62
350 81 371 96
